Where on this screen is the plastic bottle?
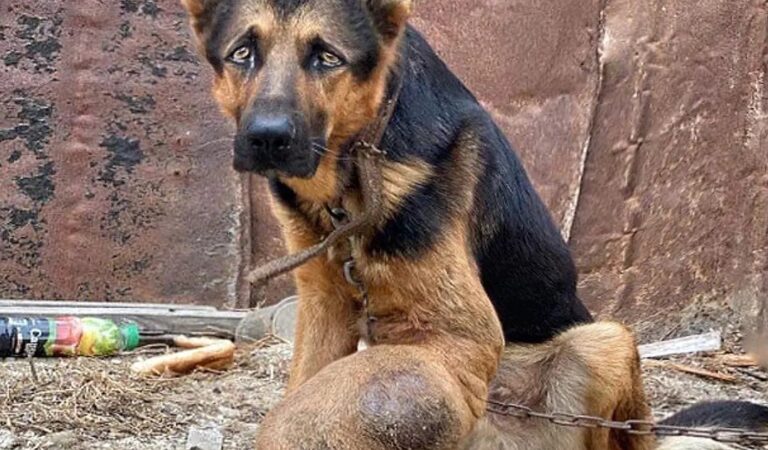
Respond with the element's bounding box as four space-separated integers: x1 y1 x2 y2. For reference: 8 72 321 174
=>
0 317 140 357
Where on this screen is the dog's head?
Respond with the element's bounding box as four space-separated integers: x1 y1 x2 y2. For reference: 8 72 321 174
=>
181 0 412 179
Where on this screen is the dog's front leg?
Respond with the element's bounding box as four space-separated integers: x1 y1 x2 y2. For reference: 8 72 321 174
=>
287 258 360 392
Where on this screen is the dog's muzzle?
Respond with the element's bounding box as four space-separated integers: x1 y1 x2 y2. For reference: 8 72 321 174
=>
233 113 319 178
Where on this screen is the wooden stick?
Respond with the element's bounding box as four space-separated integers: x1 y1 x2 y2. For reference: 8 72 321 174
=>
131 341 236 377
0 299 217 311
0 306 246 339
644 360 738 383
719 354 759 367
638 331 722 359
173 336 230 349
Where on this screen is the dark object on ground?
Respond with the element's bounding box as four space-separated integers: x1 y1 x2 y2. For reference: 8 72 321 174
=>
661 400 768 430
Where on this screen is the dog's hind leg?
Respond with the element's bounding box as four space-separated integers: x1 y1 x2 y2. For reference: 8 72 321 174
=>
256 343 487 450
463 322 655 450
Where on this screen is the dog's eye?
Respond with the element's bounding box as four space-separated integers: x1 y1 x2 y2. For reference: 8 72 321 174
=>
316 51 343 69
230 46 252 63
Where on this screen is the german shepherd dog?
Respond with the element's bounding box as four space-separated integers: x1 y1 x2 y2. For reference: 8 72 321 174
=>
179 1 768 448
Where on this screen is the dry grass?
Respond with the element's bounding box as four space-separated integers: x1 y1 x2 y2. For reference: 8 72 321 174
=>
1 304 766 449
0 337 290 449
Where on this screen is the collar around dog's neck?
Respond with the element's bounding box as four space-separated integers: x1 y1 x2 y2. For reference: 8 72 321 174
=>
350 58 406 154
335 39 408 198
338 40 407 174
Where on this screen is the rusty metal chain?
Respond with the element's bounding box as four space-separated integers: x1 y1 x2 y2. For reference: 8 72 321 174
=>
486 399 768 446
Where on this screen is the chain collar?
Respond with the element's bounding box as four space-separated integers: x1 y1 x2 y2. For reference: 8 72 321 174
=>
324 205 376 334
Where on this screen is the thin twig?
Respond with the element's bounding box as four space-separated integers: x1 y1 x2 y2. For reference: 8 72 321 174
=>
644 360 739 383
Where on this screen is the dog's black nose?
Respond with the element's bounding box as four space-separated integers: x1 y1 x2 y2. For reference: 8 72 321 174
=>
247 115 294 154
234 110 316 177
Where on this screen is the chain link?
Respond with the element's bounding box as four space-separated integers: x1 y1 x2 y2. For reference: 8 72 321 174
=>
486 400 768 446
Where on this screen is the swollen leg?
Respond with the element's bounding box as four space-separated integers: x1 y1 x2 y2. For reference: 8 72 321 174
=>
257 345 480 450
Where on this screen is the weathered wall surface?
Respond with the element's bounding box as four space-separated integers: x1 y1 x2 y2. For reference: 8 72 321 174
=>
420 0 768 323
1 0 766 322
569 0 768 320
0 1 247 307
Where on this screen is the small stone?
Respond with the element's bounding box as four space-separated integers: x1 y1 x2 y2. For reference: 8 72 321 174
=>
0 429 16 450
235 310 273 344
217 406 240 419
42 431 78 448
185 425 223 450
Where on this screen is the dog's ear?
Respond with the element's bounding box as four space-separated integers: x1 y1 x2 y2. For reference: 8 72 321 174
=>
366 0 413 41
179 0 218 34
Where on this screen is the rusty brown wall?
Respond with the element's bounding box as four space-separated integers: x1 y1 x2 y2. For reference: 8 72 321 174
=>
2 1 766 321
568 0 768 321
0 0 247 306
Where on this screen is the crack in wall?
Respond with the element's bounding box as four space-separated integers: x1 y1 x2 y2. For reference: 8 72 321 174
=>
563 0 609 242
613 11 656 316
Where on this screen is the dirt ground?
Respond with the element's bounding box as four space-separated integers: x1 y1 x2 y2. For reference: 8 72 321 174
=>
636 300 768 423
1 305 766 450
0 338 292 450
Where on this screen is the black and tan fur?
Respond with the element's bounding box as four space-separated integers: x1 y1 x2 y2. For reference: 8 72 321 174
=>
179 1 768 448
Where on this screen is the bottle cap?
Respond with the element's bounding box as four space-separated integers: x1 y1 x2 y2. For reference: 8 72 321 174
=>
120 323 140 351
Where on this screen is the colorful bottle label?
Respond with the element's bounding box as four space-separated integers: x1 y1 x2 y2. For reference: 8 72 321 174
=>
78 317 123 356
0 317 138 357
49 316 83 356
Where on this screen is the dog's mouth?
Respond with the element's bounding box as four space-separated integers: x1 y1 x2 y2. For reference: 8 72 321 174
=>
232 137 324 180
